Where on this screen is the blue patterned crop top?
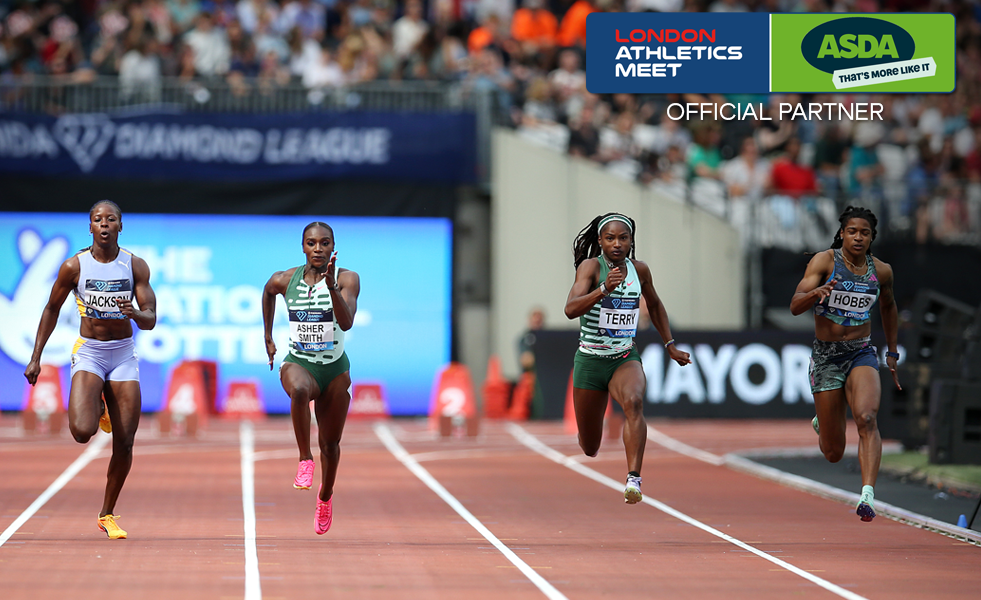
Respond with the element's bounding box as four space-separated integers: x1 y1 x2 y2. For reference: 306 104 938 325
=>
813 249 880 327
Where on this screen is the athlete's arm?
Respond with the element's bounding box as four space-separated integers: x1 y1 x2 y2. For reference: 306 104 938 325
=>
636 260 691 366
876 259 901 390
24 256 79 385
564 259 622 319
790 250 836 316
262 268 292 369
331 266 359 331
119 256 156 330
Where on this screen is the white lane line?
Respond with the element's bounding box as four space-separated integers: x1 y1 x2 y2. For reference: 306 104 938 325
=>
373 423 568 600
0 432 110 548
646 425 725 466
508 424 869 600
239 420 262 600
726 454 981 546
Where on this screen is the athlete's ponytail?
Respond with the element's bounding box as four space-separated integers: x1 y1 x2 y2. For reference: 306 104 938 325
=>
572 213 637 269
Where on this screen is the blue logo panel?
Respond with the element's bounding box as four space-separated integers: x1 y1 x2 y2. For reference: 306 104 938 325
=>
586 13 769 93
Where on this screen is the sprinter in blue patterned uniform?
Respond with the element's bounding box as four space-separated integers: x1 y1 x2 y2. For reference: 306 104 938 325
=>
565 213 691 505
25 200 157 540
262 222 360 535
791 206 901 522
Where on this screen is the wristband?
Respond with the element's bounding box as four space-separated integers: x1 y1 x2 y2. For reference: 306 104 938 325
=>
664 339 675 348
885 351 899 359
599 282 608 296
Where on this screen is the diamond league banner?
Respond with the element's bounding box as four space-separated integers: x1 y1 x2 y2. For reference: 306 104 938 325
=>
587 12 955 94
0 111 476 183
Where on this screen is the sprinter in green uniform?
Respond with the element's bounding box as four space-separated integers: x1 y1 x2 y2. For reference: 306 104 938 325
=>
565 213 691 504
262 222 361 535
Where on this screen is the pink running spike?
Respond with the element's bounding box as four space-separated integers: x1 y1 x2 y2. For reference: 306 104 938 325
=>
315 486 333 535
293 460 314 490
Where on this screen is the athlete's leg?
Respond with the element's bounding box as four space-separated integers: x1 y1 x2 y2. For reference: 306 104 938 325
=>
573 387 609 458
314 371 351 502
68 371 108 444
100 380 141 517
845 366 881 488
280 363 320 462
608 360 647 475
813 388 848 463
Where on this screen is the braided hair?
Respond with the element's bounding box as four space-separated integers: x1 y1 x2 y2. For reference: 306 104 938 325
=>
572 213 637 269
302 221 332 239
830 206 877 254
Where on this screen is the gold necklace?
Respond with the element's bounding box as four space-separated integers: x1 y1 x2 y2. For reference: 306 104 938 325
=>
841 252 867 274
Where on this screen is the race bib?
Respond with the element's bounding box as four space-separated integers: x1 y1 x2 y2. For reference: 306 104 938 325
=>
289 308 334 352
598 296 640 338
83 278 131 319
827 290 875 315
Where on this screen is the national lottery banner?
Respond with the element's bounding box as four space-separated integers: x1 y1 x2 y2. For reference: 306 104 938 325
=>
0 214 451 416
587 12 955 94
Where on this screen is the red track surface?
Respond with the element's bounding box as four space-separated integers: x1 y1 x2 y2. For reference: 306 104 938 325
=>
0 414 977 600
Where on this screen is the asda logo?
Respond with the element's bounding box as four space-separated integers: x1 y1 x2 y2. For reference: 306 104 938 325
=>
801 17 915 74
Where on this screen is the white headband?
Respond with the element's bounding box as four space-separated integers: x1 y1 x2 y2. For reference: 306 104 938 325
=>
597 215 633 234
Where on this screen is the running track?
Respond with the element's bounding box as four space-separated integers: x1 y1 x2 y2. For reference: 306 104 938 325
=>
0 414 977 600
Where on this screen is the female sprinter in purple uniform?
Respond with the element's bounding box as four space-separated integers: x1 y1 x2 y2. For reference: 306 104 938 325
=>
791 206 901 522
25 200 157 539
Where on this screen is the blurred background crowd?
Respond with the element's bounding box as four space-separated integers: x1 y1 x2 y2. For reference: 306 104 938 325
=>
2 0 981 246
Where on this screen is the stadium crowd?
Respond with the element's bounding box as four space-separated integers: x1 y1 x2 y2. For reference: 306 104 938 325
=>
2 0 980 245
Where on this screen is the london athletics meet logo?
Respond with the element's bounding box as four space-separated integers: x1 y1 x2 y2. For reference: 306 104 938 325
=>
586 13 953 94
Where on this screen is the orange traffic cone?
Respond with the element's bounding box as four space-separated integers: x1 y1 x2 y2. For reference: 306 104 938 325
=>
348 383 390 420
221 380 266 420
429 362 479 438
159 361 210 436
481 356 511 419
22 364 65 435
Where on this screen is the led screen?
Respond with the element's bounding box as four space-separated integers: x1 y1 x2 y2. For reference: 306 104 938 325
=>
0 213 451 416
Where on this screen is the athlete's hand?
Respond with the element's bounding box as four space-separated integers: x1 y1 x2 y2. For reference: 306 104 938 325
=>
24 359 41 385
117 298 137 319
886 355 901 390
813 276 839 302
668 345 691 366
325 252 338 289
604 264 626 292
265 338 277 371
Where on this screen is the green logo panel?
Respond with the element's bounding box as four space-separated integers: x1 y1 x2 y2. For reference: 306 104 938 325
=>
770 14 954 93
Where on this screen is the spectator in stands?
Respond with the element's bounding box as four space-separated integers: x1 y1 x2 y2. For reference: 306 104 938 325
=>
119 35 162 101
511 0 558 56
467 12 501 55
168 0 202 35
278 0 326 41
237 0 280 34
708 0 749 11
812 123 847 200
302 43 343 88
253 12 290 63
846 123 886 214
287 25 320 78
771 136 818 197
722 137 770 200
391 0 427 59
568 103 601 160
184 11 231 77
548 48 585 120
557 0 597 48
687 122 723 181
